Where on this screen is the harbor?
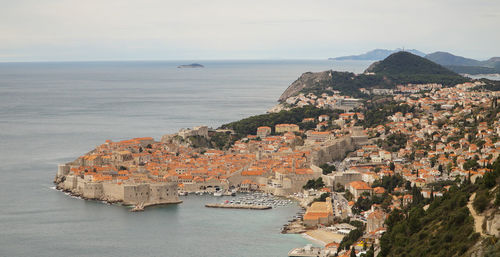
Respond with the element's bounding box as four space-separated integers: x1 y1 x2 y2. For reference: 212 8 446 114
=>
205 192 296 209
205 203 271 210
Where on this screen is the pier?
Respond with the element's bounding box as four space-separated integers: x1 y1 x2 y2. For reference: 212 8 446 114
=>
205 203 272 210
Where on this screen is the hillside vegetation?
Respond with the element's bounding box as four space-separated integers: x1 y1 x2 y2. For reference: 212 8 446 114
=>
220 106 343 136
379 156 500 257
365 52 468 86
367 52 459 76
475 79 500 91
298 71 389 98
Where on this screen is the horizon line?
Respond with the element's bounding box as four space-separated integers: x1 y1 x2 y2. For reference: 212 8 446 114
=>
0 58 372 64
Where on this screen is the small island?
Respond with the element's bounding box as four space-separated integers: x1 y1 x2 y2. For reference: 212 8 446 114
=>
177 63 204 68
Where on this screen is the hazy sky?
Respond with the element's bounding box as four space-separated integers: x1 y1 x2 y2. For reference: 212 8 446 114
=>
1 0 499 61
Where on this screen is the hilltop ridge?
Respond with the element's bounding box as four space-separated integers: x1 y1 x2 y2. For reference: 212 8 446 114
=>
425 51 481 66
365 51 458 75
424 51 500 75
330 48 425 61
279 52 468 101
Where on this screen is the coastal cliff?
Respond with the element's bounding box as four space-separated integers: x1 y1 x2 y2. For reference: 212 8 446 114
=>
278 70 333 102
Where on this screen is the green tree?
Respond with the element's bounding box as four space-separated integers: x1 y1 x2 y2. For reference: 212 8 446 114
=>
312 193 330 203
320 163 336 175
365 245 374 257
473 190 489 212
483 171 497 188
463 159 479 171
303 177 325 190
338 229 363 252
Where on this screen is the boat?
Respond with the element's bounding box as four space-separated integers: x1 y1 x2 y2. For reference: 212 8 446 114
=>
178 191 188 196
213 191 223 197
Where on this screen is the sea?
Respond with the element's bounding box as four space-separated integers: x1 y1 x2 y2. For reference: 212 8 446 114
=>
0 59 372 257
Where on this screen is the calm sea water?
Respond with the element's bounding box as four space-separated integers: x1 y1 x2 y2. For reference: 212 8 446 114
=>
0 60 370 257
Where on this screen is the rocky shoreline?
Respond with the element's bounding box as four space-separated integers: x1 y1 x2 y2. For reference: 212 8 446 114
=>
55 183 123 204
54 175 182 211
55 183 183 211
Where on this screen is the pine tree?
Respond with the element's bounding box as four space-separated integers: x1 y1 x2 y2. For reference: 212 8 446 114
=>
350 246 356 257
366 245 374 257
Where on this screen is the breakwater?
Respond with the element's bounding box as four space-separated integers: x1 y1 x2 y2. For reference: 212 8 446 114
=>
205 203 272 210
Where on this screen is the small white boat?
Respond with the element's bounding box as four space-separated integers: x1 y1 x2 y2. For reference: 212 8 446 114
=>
213 191 223 197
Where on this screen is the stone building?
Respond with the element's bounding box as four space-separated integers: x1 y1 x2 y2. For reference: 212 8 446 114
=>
323 171 362 189
256 126 272 138
303 197 334 227
347 180 373 199
367 210 387 233
275 124 299 133
178 126 209 139
306 131 332 143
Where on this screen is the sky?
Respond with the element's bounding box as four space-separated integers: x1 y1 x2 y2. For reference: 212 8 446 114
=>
1 0 499 62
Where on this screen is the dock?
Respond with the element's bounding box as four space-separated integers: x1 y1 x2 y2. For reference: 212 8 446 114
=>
205 203 272 210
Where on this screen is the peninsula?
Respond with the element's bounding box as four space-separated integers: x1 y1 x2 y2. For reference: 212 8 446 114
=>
55 52 500 256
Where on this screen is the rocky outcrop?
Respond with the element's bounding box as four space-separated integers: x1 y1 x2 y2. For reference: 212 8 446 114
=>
364 61 380 73
278 70 333 102
485 211 500 237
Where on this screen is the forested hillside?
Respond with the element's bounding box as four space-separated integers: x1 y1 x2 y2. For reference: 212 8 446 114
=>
379 157 500 257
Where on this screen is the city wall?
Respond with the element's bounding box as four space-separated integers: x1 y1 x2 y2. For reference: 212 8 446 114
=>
310 136 356 165
56 165 180 207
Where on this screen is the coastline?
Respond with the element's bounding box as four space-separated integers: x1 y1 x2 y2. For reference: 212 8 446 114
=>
302 232 326 246
4 59 367 257
54 183 182 211
304 229 345 246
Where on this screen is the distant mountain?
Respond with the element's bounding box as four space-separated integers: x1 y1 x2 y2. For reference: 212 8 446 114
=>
482 57 500 68
424 52 500 75
425 51 481 66
446 65 497 75
365 51 458 76
330 48 426 61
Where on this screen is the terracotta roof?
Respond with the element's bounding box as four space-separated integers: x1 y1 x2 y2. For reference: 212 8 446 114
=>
349 181 372 190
